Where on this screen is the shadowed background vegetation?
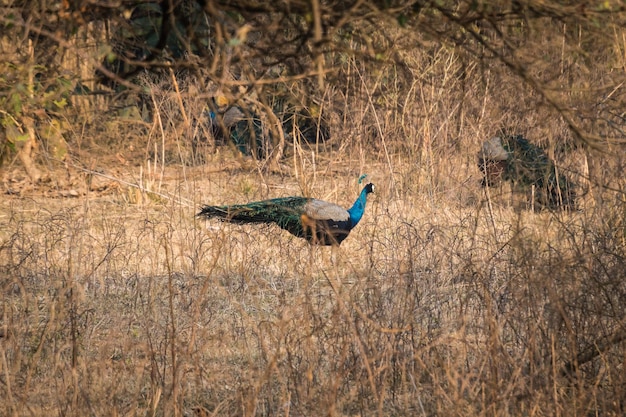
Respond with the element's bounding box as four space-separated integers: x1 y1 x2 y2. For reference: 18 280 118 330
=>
1 1 626 416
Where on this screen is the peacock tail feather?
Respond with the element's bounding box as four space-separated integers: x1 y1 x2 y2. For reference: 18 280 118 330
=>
199 196 306 231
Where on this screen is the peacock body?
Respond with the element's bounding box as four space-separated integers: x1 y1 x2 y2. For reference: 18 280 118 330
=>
198 183 374 245
478 134 576 209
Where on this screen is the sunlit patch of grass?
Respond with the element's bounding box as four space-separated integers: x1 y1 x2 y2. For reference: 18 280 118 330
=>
2 161 625 415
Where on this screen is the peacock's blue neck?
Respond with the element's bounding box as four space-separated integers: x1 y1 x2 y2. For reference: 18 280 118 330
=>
347 187 370 228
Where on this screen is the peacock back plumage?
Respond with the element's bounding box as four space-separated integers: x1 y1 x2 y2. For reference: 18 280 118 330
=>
198 183 374 245
478 135 576 209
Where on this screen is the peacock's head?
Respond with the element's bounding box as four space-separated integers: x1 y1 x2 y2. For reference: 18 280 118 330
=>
364 183 375 194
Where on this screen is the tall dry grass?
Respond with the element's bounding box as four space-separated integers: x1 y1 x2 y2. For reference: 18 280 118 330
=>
2 169 625 416
1 11 626 417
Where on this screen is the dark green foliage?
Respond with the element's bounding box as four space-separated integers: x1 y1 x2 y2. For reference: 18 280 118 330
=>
282 110 331 144
100 1 211 86
230 115 268 158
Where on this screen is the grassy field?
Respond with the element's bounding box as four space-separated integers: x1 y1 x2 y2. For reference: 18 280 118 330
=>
1 7 626 416
2 142 625 416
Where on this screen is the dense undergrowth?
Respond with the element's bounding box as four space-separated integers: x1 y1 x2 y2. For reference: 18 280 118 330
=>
1 2 626 416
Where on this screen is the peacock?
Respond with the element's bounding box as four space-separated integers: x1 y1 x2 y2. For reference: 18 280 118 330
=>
478 134 576 209
198 183 375 245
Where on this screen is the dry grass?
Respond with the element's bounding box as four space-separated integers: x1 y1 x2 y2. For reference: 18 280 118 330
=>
2 13 626 417
2 156 625 416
